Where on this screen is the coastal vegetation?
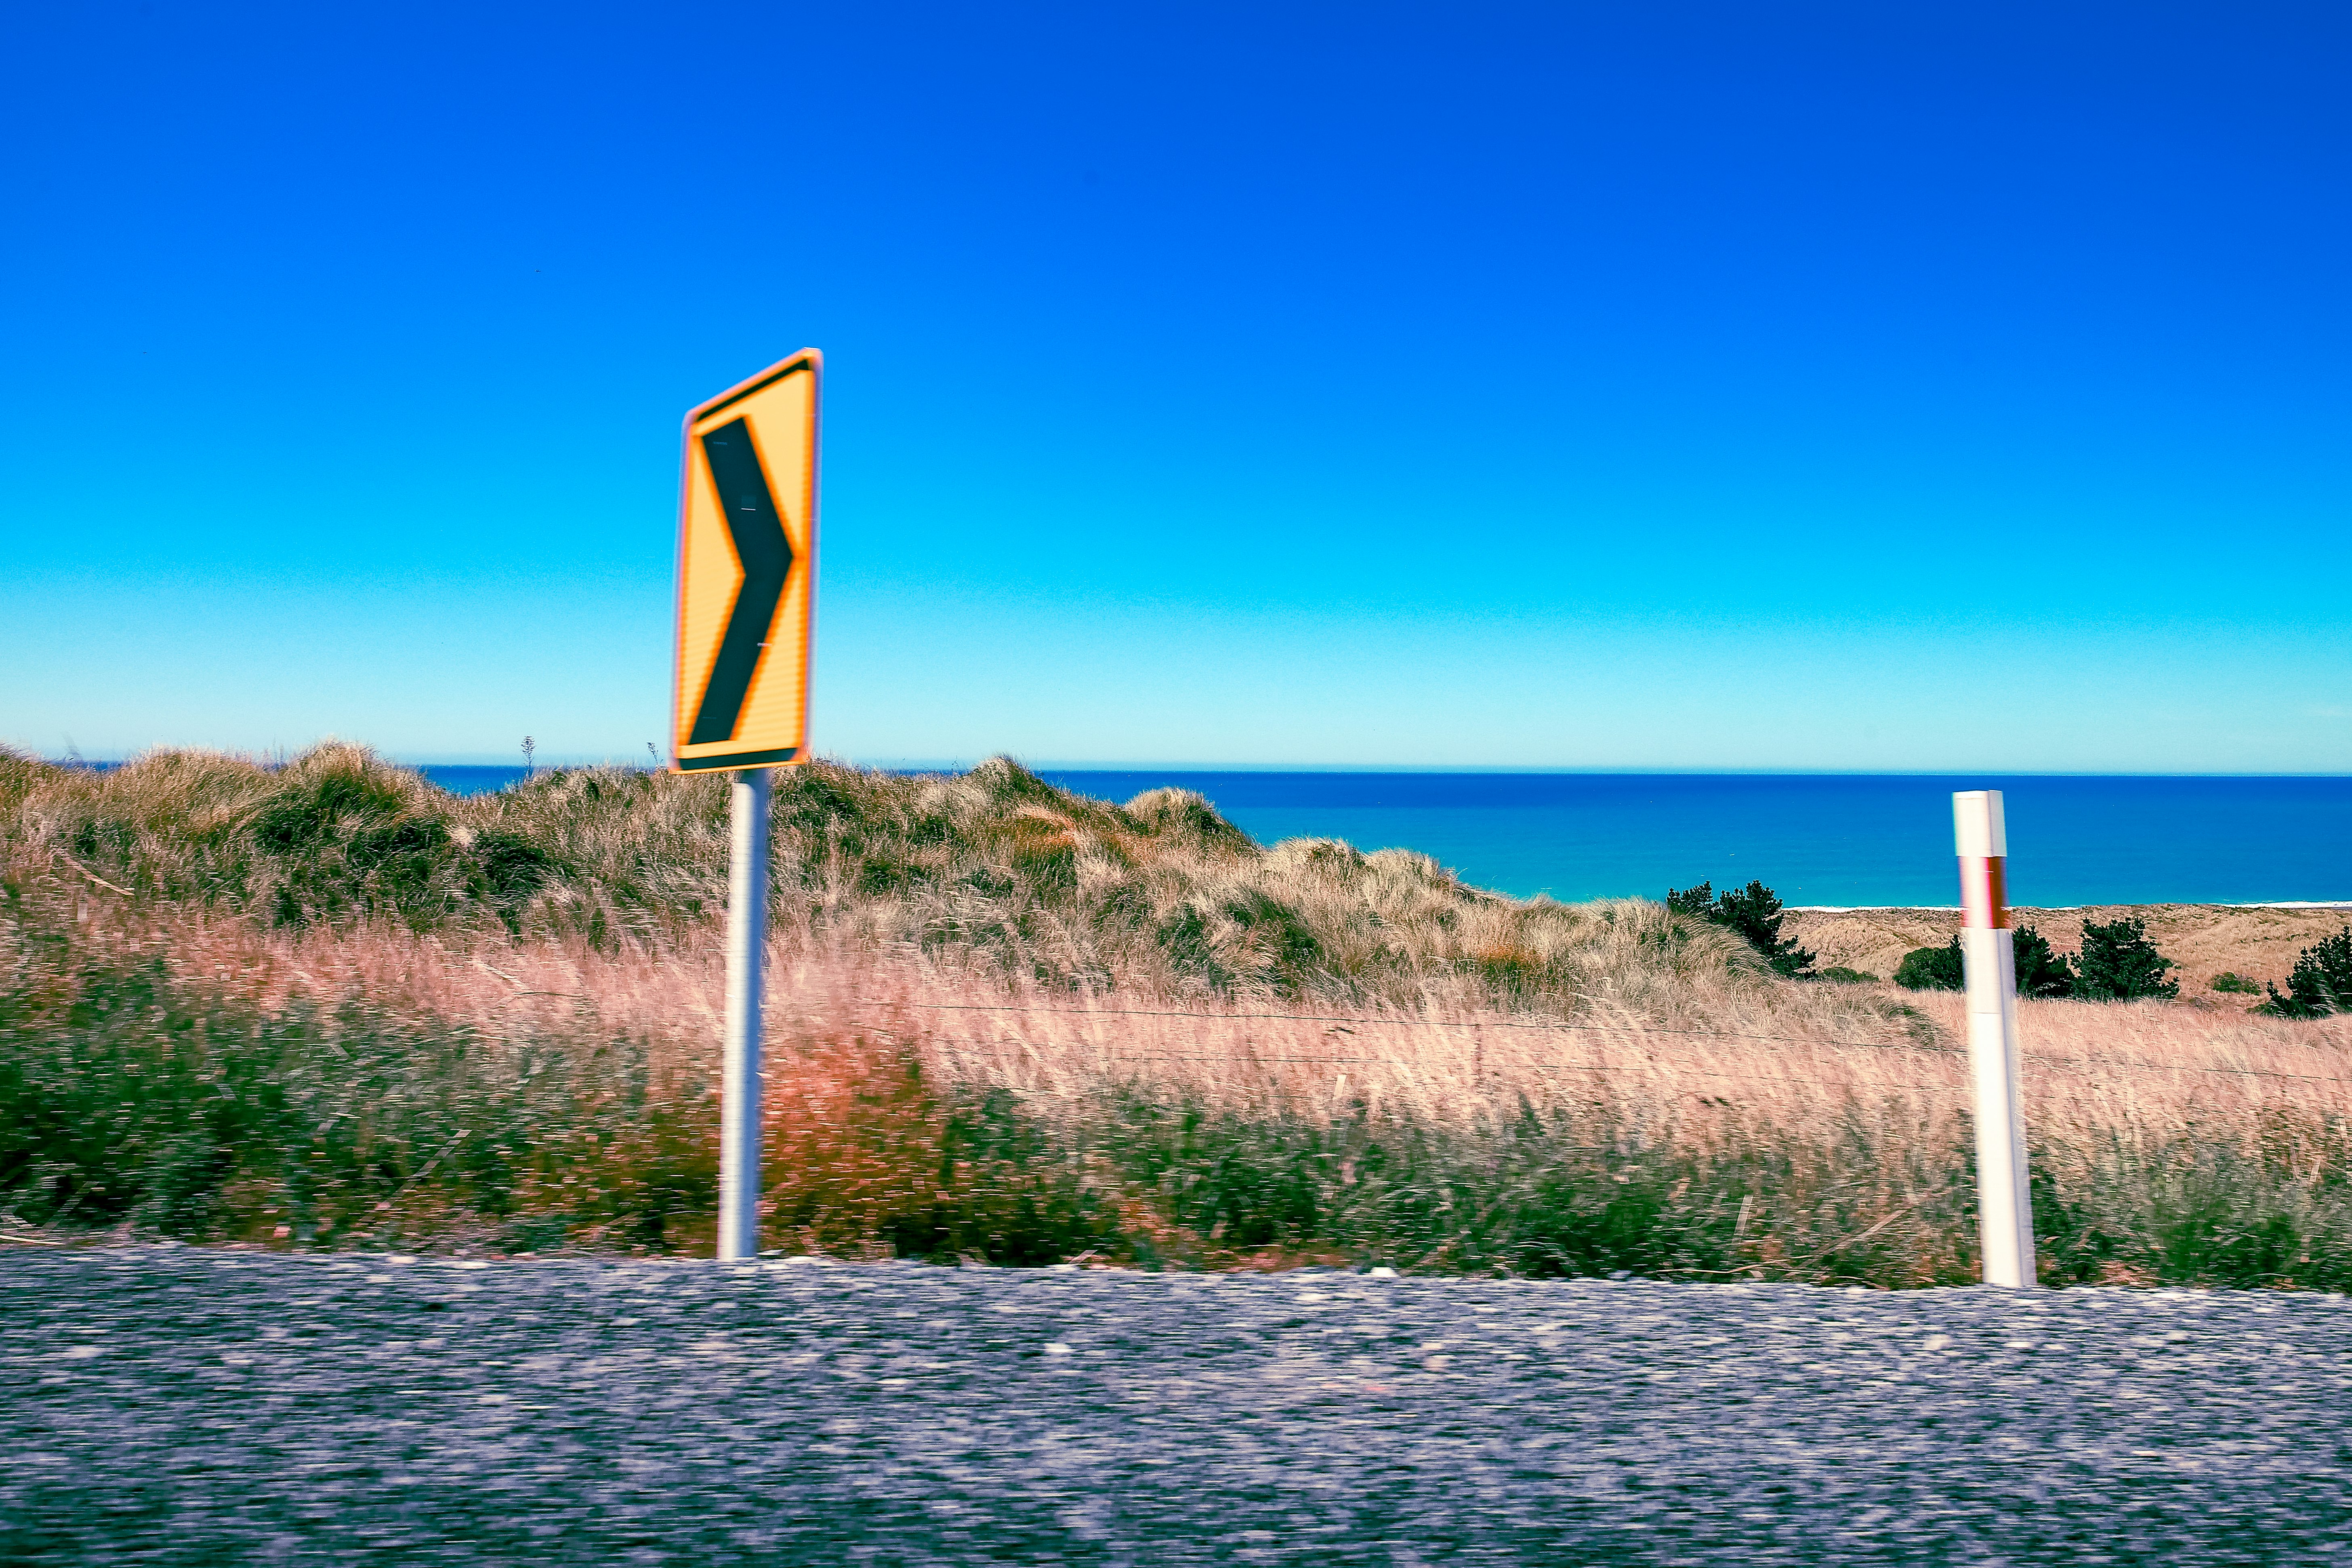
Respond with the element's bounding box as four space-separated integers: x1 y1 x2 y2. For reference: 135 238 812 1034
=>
2263 927 2352 1019
1798 902 2339 1005
2073 916 2182 1002
1893 920 2175 1002
1665 879 1816 977
3 742 1780 1015
5 744 2351 1289
1894 939 1965 992
2012 925 2079 998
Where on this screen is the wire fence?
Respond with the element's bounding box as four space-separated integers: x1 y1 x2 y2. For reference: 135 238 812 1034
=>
850 998 2352 1092
893 1043 1961 1094
864 998 1956 1050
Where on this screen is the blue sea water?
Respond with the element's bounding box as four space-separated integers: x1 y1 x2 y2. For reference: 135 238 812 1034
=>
418 765 543 798
417 765 2352 908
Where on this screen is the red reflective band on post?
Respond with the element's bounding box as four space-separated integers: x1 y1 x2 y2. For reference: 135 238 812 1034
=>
1959 856 2008 929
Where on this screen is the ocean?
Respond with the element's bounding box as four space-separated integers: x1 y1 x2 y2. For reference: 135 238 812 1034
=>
418 766 2352 909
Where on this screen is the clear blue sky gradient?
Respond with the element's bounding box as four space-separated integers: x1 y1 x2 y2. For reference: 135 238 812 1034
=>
5 3 2347 771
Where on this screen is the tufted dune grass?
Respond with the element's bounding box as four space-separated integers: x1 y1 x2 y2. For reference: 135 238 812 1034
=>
1 740 1817 1018
5 743 2351 1286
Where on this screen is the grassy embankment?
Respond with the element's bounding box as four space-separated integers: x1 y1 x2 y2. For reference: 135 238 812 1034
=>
5 744 2350 1286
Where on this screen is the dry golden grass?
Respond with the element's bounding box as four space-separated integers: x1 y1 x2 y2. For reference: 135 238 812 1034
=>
1 742 1896 1026
10 744 2352 1283
42 876 2350 1164
36 898 2343 1282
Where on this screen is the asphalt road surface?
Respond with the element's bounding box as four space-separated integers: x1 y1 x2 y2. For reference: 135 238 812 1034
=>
6 1248 2351 1564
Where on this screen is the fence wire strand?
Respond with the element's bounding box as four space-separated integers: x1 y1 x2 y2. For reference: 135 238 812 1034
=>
903 1039 1957 1093
860 999 1958 1053
849 999 2352 1089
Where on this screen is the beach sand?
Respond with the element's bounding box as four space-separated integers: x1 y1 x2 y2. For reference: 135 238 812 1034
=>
1786 904 2351 1000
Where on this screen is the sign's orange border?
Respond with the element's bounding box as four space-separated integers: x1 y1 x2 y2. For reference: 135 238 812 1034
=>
668 349 821 774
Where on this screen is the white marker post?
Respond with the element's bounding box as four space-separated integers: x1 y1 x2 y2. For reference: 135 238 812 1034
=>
717 767 772 1261
1954 790 2035 1288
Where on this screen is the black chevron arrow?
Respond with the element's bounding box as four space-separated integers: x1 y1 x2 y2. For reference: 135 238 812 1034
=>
688 416 796 744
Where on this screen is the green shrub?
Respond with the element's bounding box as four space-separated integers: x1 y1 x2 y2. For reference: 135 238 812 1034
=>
2028 1128 2352 1290
1665 879 1816 978
1092 1097 2352 1289
0 944 714 1248
858 1085 1119 1267
2011 923 2075 999
2211 971 2263 995
1099 1095 1860 1280
1819 966 1877 984
1894 928 2071 997
2261 927 2352 1019
1895 939 1965 991
2074 916 2180 1001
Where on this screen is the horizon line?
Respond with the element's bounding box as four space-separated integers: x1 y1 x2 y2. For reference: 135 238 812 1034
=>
25 750 2352 782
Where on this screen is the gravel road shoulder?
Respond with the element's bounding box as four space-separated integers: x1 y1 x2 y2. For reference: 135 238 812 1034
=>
6 1248 2351 1563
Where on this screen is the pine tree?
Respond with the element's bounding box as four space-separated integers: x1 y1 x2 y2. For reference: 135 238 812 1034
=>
1718 881 1816 977
2262 926 2352 1019
1664 881 1716 919
1665 879 1815 977
2011 923 2075 999
2073 916 2179 1001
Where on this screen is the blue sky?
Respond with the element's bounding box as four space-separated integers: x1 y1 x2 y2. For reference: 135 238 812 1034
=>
4 2 2347 771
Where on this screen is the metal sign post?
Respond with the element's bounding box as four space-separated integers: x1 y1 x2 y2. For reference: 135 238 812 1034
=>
1954 789 2035 1288
717 767 772 1261
670 351 821 1261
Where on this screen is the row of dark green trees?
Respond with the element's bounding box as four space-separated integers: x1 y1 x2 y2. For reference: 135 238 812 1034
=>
1668 878 2352 1017
1892 917 2175 1000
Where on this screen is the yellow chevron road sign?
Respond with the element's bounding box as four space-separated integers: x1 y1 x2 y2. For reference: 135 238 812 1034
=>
670 350 819 773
